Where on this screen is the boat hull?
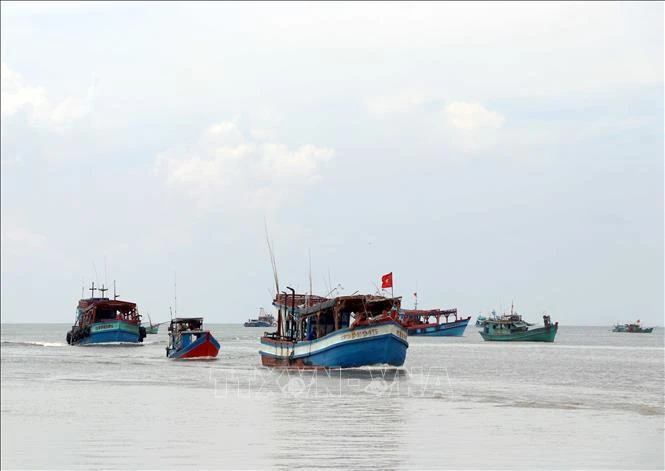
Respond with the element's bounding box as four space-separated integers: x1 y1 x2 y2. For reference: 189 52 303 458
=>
480 325 558 342
407 318 469 336
167 331 220 359
612 326 653 333
260 321 408 369
74 321 143 345
145 325 160 334
244 321 272 327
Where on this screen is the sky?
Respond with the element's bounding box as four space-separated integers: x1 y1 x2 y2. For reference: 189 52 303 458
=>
1 1 663 325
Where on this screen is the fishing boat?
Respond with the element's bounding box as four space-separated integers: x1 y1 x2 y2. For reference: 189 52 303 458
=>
399 308 470 336
612 320 653 333
144 314 162 334
479 305 558 342
260 290 408 368
244 307 275 327
66 282 146 345
166 317 220 359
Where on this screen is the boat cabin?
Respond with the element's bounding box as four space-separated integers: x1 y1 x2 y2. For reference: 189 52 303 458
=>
400 308 459 328
168 317 207 348
76 299 141 327
268 293 401 342
76 282 141 327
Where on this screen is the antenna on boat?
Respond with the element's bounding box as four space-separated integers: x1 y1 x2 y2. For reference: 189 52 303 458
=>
414 292 418 310
89 282 96 298
113 280 118 300
92 261 99 290
174 270 177 317
264 219 280 295
104 256 108 289
308 249 313 301
99 284 108 298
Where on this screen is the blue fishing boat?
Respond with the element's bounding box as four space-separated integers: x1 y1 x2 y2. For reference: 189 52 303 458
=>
260 291 408 368
400 308 470 336
166 317 220 359
66 282 146 345
244 307 275 327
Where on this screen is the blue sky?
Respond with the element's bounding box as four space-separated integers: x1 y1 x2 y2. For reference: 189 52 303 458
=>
1 1 663 325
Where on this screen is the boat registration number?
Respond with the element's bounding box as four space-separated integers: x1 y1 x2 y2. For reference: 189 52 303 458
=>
341 328 379 340
95 324 115 331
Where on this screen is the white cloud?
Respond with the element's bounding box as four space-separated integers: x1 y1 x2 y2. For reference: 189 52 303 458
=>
155 121 334 210
444 101 505 131
1 63 48 117
1 62 94 130
443 101 506 153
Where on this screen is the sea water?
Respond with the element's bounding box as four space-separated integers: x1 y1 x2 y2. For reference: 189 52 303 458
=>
1 324 663 469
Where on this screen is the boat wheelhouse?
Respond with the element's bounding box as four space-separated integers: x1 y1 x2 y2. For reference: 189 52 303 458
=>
66 282 146 345
399 308 470 336
166 317 220 359
260 290 408 369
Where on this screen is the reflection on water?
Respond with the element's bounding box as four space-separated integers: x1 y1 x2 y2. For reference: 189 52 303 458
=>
1 324 663 469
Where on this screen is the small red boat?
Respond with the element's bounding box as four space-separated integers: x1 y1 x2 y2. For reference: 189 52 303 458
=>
166 317 220 359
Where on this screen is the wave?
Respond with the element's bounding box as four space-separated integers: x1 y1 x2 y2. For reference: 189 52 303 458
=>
0 340 66 348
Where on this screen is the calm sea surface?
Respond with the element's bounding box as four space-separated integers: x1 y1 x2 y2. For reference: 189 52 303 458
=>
1 324 663 469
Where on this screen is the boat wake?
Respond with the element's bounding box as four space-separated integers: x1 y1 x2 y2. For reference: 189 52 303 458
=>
0 340 67 348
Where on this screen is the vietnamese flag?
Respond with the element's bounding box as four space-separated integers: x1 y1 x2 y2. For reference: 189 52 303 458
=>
381 272 393 289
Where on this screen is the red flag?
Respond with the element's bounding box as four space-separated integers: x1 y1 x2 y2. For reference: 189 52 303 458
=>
381 272 393 289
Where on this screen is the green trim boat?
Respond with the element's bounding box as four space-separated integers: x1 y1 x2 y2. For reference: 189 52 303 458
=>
612 321 653 333
479 307 558 342
143 314 163 335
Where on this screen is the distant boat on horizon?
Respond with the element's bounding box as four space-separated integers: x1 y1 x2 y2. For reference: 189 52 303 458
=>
612 320 653 333
244 307 275 327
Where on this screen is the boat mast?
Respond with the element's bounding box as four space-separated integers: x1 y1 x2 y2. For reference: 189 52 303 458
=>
99 284 108 298
113 280 118 300
89 282 96 298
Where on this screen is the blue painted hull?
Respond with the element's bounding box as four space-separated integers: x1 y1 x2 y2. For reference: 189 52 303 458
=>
308 334 407 368
167 332 220 359
77 323 142 345
407 318 469 337
260 322 409 368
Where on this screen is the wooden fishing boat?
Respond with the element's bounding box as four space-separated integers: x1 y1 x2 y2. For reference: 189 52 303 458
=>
166 317 220 359
479 305 558 342
612 321 653 333
260 290 408 369
399 308 470 336
66 282 146 345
